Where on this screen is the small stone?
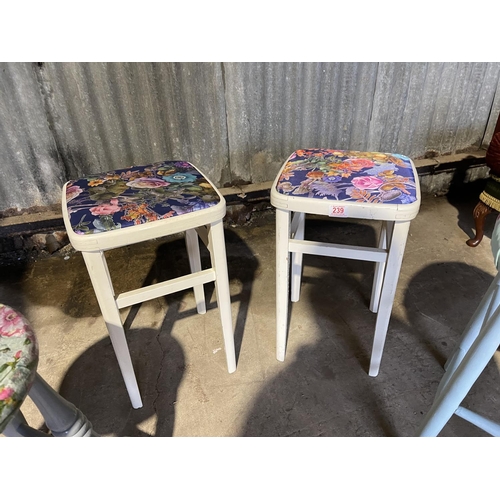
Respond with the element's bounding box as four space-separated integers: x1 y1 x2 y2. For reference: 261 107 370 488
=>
45 234 60 254
31 234 47 250
58 243 75 256
52 231 69 245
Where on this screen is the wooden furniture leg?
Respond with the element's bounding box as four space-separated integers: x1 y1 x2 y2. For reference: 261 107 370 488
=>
466 200 494 247
417 272 500 436
62 160 236 409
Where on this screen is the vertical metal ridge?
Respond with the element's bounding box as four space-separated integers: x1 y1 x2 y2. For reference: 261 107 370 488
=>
1 62 500 212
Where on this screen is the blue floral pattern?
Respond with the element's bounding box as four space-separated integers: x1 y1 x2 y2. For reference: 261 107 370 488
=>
276 149 418 204
65 161 220 235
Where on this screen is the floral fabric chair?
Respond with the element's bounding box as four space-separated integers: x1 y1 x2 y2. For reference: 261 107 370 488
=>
0 304 38 433
0 304 97 437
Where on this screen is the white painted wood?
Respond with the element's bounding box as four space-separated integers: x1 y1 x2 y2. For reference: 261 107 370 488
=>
82 251 143 409
288 239 388 262
368 221 410 376
62 170 226 253
454 406 500 436
290 210 302 236
207 220 236 373
276 208 291 362
417 268 500 437
62 171 237 410
185 229 207 314
417 292 500 436
443 273 500 374
418 272 500 436
115 269 216 309
3 374 98 437
271 152 420 374
370 222 388 313
291 212 305 302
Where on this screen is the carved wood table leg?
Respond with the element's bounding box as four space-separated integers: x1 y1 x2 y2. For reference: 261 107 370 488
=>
467 200 494 247
28 373 99 437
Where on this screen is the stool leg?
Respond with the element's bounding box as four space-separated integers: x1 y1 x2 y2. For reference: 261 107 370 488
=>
454 406 500 436
442 272 500 380
207 220 236 373
2 409 49 437
82 251 143 409
185 228 207 314
417 305 500 436
28 373 98 436
370 221 391 313
369 221 410 376
276 208 291 361
291 212 305 302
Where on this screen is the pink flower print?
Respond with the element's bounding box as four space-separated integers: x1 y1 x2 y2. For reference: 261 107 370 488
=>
14 350 22 359
66 184 83 202
0 387 14 400
343 158 375 169
0 307 25 337
351 176 384 190
126 177 170 189
89 198 121 216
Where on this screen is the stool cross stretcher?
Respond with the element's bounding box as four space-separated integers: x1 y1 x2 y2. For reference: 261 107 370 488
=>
271 148 421 376
62 160 236 409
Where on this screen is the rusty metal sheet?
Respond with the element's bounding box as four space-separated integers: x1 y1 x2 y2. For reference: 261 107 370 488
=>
1 62 500 212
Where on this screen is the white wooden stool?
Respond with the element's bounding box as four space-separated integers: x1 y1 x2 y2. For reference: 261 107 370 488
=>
417 271 500 436
62 160 236 409
417 216 500 436
271 148 421 376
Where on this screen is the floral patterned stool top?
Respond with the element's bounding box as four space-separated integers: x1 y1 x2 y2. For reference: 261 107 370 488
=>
0 304 39 433
271 148 421 377
275 148 418 206
64 160 221 235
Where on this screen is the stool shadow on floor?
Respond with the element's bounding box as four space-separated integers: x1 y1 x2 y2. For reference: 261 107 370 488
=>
241 218 498 437
123 228 259 363
57 227 258 436
59 319 185 436
285 216 381 369
403 261 495 367
403 261 500 436
0 262 31 317
242 218 395 436
50 227 258 361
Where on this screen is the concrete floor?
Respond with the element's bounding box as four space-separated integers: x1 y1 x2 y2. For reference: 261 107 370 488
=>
1 192 499 437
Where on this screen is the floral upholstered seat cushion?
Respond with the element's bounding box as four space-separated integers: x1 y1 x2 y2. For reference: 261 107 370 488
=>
0 304 39 433
275 149 418 205
65 161 221 235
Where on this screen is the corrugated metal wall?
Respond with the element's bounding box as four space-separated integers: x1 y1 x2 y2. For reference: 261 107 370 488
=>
1 62 500 212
